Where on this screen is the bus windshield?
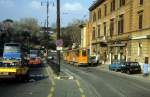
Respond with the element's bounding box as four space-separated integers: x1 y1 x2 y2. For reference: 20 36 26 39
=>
4 46 20 53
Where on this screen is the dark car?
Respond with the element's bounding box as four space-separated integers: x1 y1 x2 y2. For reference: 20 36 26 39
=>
120 62 141 74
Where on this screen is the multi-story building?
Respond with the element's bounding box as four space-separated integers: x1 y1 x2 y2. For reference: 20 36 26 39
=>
89 0 150 64
80 22 92 49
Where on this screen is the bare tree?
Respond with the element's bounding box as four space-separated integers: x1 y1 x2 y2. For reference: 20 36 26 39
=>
62 19 85 47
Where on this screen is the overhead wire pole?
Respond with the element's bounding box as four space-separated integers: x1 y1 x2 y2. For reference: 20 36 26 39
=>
41 0 50 58
41 0 49 33
46 0 49 33
56 0 61 75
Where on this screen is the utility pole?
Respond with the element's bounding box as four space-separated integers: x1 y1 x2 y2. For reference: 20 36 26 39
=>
46 1 49 33
56 0 61 75
41 0 49 33
41 0 50 59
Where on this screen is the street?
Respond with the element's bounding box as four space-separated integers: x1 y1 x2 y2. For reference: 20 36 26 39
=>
0 0 150 97
1 60 150 97
0 64 51 97
59 62 150 97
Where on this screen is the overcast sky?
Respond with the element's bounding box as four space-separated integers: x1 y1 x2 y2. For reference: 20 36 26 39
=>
0 0 94 27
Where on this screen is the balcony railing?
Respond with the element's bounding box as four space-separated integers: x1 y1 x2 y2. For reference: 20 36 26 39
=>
107 33 130 41
97 36 107 43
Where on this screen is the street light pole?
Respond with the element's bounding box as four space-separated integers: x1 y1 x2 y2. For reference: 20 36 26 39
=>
56 0 61 75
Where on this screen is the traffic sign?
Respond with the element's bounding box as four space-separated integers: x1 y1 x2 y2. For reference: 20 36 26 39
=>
56 47 63 51
56 39 63 47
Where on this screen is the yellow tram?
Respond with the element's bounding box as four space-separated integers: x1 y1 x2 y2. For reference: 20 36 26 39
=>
63 48 96 66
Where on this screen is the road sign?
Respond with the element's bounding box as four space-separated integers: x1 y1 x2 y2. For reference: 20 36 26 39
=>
56 47 63 51
56 39 63 47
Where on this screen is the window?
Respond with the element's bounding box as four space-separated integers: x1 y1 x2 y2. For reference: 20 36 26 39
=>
98 8 101 19
104 4 107 16
138 12 143 29
82 50 87 56
138 42 142 56
104 22 106 36
93 12 96 22
98 25 101 37
110 19 114 36
111 0 115 12
140 0 143 5
76 50 80 56
90 12 92 22
120 0 125 7
118 14 124 34
92 27 96 40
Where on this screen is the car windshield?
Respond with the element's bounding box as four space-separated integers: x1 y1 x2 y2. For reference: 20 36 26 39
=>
129 62 139 66
30 50 38 54
90 56 96 59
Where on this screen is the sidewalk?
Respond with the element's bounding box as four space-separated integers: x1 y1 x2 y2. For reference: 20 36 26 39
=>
98 64 150 82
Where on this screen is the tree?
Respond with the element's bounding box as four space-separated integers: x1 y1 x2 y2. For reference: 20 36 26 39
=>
14 18 41 47
62 19 85 47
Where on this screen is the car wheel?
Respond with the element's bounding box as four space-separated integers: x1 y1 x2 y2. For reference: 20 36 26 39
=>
121 70 124 73
109 68 111 71
127 70 130 74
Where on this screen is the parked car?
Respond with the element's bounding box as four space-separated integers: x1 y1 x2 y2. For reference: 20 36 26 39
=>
120 62 141 74
109 61 122 71
89 55 98 65
48 56 54 60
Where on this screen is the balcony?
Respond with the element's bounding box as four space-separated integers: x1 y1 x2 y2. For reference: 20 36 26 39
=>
107 33 130 42
130 28 150 38
97 36 107 43
91 39 97 45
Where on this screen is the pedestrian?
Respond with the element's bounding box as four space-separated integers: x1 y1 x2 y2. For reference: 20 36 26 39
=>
96 52 100 65
143 59 149 77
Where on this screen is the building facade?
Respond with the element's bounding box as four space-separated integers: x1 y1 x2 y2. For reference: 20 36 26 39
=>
80 22 91 49
89 0 150 64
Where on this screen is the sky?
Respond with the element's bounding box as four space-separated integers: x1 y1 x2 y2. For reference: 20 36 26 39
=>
0 0 94 27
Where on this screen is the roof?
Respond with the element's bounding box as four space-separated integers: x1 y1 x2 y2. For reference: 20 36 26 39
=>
89 0 105 11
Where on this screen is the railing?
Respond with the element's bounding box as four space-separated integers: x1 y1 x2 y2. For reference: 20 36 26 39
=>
97 36 107 43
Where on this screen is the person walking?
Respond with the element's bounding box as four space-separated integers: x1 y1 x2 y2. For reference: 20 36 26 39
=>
143 59 149 77
96 52 100 65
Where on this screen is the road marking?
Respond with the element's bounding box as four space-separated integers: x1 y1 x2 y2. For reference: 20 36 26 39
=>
50 87 55 92
75 80 86 97
79 88 84 93
81 95 86 97
46 66 56 97
75 80 80 87
48 94 53 97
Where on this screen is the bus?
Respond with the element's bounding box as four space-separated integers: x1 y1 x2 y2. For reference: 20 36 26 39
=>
0 43 29 81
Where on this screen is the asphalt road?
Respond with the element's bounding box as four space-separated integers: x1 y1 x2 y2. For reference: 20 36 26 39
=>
0 59 150 97
0 65 52 97
58 62 150 97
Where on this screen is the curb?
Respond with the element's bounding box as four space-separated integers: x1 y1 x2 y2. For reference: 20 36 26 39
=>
48 61 74 80
54 76 74 80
